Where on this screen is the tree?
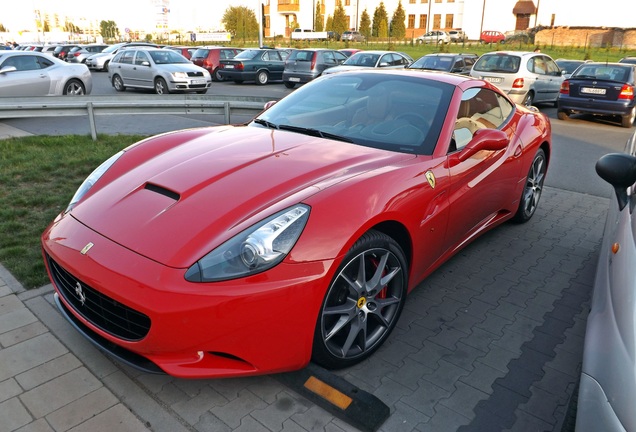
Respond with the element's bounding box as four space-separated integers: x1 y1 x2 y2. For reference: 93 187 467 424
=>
314 1 324 31
332 0 348 36
325 15 334 33
359 10 371 39
0 23 7 32
100 20 118 40
222 6 259 43
372 2 389 38
390 1 406 39
64 20 80 34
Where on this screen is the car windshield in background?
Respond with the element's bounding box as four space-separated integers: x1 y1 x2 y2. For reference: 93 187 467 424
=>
571 64 630 81
343 53 380 67
410 56 453 71
254 73 454 155
473 54 521 73
148 50 189 64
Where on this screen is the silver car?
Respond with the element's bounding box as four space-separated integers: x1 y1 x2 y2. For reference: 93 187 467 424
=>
576 129 636 431
0 50 92 96
85 42 159 72
322 50 413 75
470 51 564 106
66 44 109 64
108 48 211 94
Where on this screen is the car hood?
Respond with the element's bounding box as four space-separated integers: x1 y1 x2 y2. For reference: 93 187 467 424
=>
156 64 206 74
71 125 411 267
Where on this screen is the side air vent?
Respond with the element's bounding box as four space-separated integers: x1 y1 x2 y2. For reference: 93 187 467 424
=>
144 183 180 201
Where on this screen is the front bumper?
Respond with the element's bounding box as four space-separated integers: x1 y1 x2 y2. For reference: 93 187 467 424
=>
576 373 626 432
42 212 332 378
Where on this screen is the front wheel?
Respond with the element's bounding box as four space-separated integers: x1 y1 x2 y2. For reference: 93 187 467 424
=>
213 68 223 82
312 230 408 369
621 107 635 128
112 75 126 92
63 79 85 95
154 77 169 95
512 148 547 223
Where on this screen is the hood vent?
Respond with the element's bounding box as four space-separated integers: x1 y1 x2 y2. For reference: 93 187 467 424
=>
144 183 180 201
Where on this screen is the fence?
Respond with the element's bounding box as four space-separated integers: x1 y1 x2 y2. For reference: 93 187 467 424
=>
0 94 274 140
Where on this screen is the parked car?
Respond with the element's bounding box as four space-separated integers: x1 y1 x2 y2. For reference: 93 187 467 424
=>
282 48 348 88
448 30 468 42
554 58 589 78
416 30 451 45
341 31 365 42
407 53 478 75
480 30 506 44
576 130 636 431
322 50 413 75
164 45 197 60
190 46 243 81
85 42 160 72
218 48 290 85
108 47 211 94
0 51 92 96
52 44 81 61
557 61 636 128
470 51 563 106
66 44 109 64
619 56 636 65
339 48 362 58
41 68 551 378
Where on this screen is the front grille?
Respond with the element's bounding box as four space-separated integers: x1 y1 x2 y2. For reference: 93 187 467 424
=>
46 254 151 341
187 71 204 77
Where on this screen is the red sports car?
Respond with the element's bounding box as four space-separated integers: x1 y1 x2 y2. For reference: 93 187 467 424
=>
42 70 552 378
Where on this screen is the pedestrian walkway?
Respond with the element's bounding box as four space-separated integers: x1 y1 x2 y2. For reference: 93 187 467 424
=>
0 186 609 432
0 123 32 140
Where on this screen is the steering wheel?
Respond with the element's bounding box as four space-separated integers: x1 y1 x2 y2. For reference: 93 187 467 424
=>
395 112 428 126
454 117 482 134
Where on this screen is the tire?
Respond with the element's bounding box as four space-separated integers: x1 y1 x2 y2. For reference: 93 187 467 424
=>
256 70 269 85
312 230 408 369
523 91 534 107
213 68 223 82
154 77 169 95
62 79 85 95
112 75 126 92
101 60 109 72
284 81 296 89
557 110 569 121
512 148 547 223
621 107 635 128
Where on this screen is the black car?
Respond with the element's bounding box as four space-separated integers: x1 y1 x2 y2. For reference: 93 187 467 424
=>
407 53 478 76
282 48 348 88
557 61 636 128
218 48 291 85
52 44 81 61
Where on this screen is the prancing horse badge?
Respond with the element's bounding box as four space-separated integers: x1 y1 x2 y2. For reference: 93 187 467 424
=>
425 171 436 189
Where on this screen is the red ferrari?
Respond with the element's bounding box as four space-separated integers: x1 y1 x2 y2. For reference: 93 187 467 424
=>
42 70 551 378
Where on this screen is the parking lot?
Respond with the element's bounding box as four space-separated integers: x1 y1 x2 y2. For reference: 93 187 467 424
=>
1 72 634 431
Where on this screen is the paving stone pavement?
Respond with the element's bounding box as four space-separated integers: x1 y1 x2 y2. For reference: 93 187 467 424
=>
0 186 608 432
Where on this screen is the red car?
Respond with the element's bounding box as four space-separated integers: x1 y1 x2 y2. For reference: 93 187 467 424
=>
190 46 243 81
480 30 506 44
42 70 551 378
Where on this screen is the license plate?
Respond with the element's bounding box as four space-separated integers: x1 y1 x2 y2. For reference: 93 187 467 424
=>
224 65 234 69
191 79 205 85
483 76 503 84
580 87 606 95
289 77 300 82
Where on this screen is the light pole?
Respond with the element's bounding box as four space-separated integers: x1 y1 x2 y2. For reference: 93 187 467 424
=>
480 0 486 35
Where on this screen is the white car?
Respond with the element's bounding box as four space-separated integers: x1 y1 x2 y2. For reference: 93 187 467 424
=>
416 31 451 44
0 50 92 96
322 51 412 75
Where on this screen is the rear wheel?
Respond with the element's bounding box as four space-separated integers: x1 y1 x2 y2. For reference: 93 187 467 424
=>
213 68 223 82
101 60 109 72
513 148 547 223
63 79 85 95
112 75 126 92
557 110 569 121
522 91 534 107
154 77 169 95
256 70 269 85
284 81 296 89
621 107 635 128
312 230 408 369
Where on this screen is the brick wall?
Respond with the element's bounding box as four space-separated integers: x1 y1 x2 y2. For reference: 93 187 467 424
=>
535 27 636 49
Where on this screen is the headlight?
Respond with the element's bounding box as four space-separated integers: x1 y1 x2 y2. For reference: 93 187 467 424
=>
185 204 310 282
66 151 123 213
173 72 188 79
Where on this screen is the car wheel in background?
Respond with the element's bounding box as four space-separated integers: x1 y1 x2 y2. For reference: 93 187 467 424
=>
112 75 126 92
154 77 169 95
523 91 534 107
621 107 635 128
62 79 85 95
557 110 569 121
256 70 269 85
213 68 223 82
513 148 547 223
284 81 296 89
312 230 408 369
102 60 109 72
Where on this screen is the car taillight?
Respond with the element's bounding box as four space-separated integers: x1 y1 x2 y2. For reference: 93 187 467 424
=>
311 52 317 70
512 78 524 89
74 52 81 57
235 63 244 71
560 81 570 94
619 84 634 100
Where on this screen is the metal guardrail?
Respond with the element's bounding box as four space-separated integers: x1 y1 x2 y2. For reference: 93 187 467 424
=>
0 94 274 140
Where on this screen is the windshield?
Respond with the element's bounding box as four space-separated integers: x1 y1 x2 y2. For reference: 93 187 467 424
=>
410 56 452 71
343 53 379 67
102 43 124 54
149 50 189 64
253 73 454 155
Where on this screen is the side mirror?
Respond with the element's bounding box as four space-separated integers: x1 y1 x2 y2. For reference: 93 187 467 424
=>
458 129 509 162
596 153 636 210
263 100 277 111
142 61 150 67
0 65 17 74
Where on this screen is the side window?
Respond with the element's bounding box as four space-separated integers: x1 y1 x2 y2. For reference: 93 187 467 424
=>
545 58 560 75
323 51 335 64
334 51 347 63
134 51 149 65
119 50 134 64
36 56 53 69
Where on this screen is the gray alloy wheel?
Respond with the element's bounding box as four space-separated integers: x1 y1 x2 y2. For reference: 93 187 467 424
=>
112 75 126 92
312 230 407 369
513 148 547 223
621 106 636 128
523 91 534 107
256 70 269 85
62 79 85 95
154 77 169 95
213 68 223 82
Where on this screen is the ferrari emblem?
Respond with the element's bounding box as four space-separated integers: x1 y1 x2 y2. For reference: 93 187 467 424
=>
425 171 436 189
75 282 87 306
357 297 367 308
80 242 94 255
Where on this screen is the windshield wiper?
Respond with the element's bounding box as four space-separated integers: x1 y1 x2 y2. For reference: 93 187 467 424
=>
253 118 279 129
278 125 354 143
